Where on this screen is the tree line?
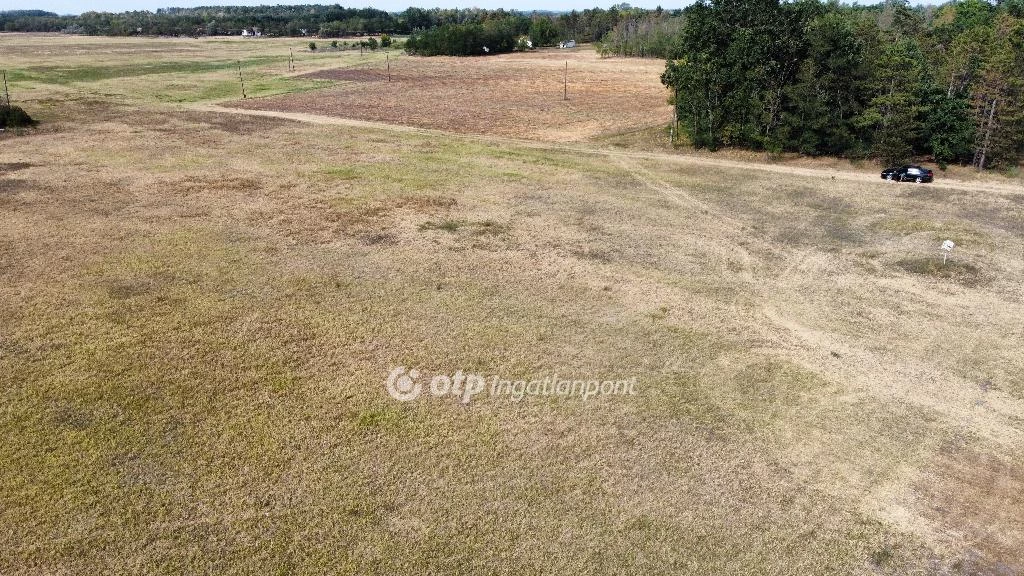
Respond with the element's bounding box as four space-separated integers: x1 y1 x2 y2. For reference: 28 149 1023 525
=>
0 4 682 56
403 6 664 56
405 17 525 56
662 0 1024 169
597 7 685 58
3 6 398 36
0 5 638 41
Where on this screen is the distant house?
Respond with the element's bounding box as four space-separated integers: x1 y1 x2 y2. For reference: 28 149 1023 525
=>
559 40 576 49
241 28 261 37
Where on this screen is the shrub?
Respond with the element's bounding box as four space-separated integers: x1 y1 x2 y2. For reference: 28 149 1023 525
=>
330 40 338 48
367 37 378 50
308 41 317 51
0 105 37 129
380 34 392 47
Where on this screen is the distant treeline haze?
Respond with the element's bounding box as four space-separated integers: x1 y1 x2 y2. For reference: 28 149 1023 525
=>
0 5 648 43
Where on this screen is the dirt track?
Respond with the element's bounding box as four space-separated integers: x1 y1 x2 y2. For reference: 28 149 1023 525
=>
193 103 1024 198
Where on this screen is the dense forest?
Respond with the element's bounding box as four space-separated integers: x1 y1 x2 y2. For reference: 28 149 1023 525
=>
662 0 1024 168
402 6 683 56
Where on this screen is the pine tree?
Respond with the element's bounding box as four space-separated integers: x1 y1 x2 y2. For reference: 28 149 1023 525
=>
970 14 1024 169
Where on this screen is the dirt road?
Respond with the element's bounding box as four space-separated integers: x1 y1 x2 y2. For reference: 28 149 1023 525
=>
191 103 1024 197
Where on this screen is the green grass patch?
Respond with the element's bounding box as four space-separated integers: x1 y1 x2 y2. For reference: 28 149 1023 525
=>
9 57 283 85
896 256 984 286
418 219 464 232
321 166 359 180
355 408 402 429
478 146 587 170
872 217 985 247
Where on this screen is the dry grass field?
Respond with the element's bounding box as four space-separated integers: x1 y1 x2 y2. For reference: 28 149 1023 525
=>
230 50 672 141
1 33 1023 575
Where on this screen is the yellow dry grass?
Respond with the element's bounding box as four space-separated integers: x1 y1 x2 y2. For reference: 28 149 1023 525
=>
1 33 1023 575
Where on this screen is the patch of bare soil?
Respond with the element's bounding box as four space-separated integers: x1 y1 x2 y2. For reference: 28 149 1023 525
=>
231 51 672 142
303 67 390 82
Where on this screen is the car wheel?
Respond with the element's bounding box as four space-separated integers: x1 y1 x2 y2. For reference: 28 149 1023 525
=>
915 177 922 183
886 174 893 181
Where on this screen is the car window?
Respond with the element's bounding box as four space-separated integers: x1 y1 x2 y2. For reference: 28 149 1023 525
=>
908 168 920 175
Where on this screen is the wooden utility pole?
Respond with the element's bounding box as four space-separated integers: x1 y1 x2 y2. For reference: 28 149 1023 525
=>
289 49 294 72
563 61 568 101
237 61 246 99
2 70 10 107
387 53 391 82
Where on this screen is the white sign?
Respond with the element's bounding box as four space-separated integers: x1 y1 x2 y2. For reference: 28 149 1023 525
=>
940 239 955 264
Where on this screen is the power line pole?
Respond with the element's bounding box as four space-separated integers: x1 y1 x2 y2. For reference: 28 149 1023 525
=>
2 70 10 107
563 61 568 101
237 61 246 99
387 53 391 82
289 49 294 72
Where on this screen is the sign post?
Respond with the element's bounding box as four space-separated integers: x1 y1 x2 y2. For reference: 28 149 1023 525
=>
940 240 955 264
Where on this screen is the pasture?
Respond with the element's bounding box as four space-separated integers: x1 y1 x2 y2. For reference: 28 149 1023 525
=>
231 50 672 141
0 34 1022 575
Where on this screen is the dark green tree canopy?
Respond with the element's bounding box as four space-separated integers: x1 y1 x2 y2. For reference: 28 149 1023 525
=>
662 0 1023 168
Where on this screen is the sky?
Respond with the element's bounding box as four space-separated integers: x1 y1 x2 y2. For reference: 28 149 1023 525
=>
0 0 677 15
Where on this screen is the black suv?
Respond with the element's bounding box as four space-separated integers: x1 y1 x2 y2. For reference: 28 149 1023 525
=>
881 165 933 183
